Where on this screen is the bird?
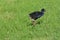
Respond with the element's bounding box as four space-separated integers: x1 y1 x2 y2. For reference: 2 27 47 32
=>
29 8 45 26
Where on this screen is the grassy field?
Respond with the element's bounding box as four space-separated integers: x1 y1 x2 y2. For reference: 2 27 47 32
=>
0 0 60 40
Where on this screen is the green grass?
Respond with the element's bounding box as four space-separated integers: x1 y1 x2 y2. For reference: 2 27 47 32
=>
0 0 60 40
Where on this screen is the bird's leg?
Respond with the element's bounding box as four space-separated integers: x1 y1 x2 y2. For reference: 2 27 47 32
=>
29 17 36 26
32 19 36 26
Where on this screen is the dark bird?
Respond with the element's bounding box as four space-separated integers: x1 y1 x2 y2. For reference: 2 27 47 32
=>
29 8 45 26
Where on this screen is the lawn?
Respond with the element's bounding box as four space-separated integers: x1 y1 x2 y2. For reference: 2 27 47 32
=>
0 0 60 40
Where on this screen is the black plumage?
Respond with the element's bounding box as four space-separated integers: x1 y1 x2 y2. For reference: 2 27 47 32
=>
29 9 45 20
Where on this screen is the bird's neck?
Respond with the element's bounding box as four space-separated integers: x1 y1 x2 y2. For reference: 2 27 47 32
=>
41 11 44 13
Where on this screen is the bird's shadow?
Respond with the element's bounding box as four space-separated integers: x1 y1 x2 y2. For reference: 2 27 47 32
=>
28 20 43 26
37 20 43 24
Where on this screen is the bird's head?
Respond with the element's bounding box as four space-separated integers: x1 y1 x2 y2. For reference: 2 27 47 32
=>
41 8 45 13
